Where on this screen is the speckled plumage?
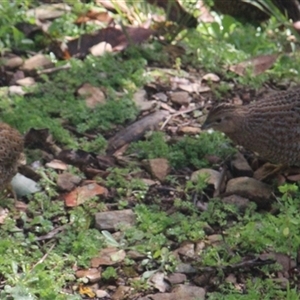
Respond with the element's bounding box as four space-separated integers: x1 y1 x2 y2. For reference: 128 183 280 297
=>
201 88 300 166
0 123 23 189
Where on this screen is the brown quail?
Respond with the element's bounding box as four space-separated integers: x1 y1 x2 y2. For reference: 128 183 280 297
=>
0 123 24 191
201 88 300 166
212 0 300 24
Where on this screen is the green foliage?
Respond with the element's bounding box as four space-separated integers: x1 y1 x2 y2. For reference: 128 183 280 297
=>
0 1 34 52
1 1 300 298
79 135 107 153
0 234 79 300
194 182 300 269
130 277 150 292
200 198 250 227
2 53 145 147
129 131 235 169
0 183 105 298
129 132 169 159
222 184 300 254
185 174 209 194
102 267 118 281
105 167 148 201
207 278 299 300
133 204 206 245
185 13 300 89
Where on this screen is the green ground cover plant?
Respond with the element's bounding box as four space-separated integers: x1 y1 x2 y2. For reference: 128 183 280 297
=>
1 0 300 299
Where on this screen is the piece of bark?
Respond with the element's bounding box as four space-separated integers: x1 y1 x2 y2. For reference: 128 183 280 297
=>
107 110 169 154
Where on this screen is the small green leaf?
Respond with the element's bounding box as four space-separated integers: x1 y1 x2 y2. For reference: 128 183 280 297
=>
283 227 290 237
101 230 120 247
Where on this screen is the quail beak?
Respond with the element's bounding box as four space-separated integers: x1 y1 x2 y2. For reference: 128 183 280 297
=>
201 121 211 130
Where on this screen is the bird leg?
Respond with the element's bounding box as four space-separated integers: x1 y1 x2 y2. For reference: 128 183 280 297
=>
0 184 18 202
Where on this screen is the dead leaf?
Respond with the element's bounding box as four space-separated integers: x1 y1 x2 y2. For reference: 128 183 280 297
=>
202 73 220 82
77 83 106 108
143 158 171 182
46 159 68 170
75 10 112 24
78 284 96 298
4 56 23 69
75 268 101 283
91 247 126 267
64 183 108 207
178 82 210 94
22 54 54 71
0 208 9 224
150 272 169 293
16 77 35 87
26 3 71 20
229 54 279 76
286 174 300 182
89 42 113 56
57 27 154 59
178 126 201 134
133 89 155 112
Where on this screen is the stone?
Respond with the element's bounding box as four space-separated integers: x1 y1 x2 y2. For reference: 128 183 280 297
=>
170 91 191 106
95 209 136 231
144 158 171 182
22 54 53 71
231 152 253 177
225 177 273 207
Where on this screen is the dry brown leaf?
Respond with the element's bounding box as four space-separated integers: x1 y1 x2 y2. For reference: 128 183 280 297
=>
89 42 113 56
77 83 106 108
45 159 68 170
91 247 126 267
0 208 9 224
64 183 108 207
60 27 154 59
229 54 279 76
78 284 96 298
75 269 101 283
202 73 220 82
75 10 112 24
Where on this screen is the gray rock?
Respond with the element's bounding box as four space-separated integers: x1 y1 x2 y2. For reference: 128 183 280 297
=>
170 91 191 106
144 158 171 182
138 285 205 300
222 195 251 212
231 152 253 177
95 209 136 231
4 56 23 69
56 172 81 191
22 54 53 71
225 177 273 208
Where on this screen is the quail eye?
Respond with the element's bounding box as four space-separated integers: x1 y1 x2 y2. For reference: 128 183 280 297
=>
215 118 222 123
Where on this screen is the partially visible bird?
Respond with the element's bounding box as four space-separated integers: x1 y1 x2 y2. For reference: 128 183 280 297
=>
201 88 300 167
0 123 24 193
211 0 300 24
